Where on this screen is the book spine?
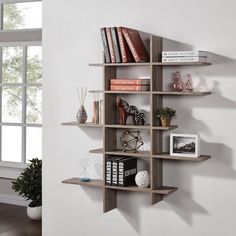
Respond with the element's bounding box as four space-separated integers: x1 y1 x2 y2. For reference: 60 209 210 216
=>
110 85 150 91
110 79 150 85
118 162 124 186
111 27 121 63
100 28 111 63
99 100 104 125
122 28 140 63
117 27 128 63
106 27 116 63
162 57 207 62
112 160 118 186
105 159 112 185
162 51 207 57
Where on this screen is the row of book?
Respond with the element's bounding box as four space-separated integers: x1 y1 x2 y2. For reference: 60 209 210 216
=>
110 78 150 91
162 50 208 63
100 27 149 63
105 156 137 187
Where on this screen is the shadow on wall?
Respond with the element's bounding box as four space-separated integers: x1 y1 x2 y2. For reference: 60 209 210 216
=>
160 142 234 226
71 38 236 232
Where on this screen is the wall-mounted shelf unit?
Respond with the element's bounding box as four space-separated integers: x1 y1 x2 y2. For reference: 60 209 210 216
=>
62 32 212 213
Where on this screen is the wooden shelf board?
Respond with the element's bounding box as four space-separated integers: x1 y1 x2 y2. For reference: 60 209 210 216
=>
152 125 178 130
153 153 211 161
89 90 104 93
105 185 151 193
106 150 151 158
105 124 150 129
62 178 104 188
89 62 151 67
105 91 150 94
152 62 211 66
61 121 103 128
153 186 178 195
89 148 103 154
89 62 211 67
152 91 211 96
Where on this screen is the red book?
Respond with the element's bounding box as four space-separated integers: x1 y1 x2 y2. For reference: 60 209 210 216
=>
106 27 116 63
110 85 150 91
117 27 134 63
122 28 150 63
110 79 150 85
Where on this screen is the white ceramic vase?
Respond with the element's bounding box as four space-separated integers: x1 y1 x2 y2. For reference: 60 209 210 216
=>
27 205 42 220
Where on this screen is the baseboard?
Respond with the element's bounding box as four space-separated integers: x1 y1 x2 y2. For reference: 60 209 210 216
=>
0 194 28 206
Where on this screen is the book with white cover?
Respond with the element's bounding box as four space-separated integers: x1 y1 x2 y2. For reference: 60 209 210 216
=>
162 50 208 57
162 57 207 63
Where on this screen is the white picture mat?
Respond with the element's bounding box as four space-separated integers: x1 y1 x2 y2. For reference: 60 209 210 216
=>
170 133 200 158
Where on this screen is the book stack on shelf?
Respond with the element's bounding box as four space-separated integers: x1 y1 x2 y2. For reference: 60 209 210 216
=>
105 156 137 187
162 50 208 63
101 27 149 63
110 78 150 91
92 99 104 124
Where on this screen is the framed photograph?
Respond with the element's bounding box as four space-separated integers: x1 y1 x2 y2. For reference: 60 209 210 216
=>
170 134 200 158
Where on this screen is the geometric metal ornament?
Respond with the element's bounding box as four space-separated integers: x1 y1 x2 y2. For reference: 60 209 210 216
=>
120 130 144 153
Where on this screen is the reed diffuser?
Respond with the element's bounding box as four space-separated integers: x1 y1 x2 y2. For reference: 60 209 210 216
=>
76 87 88 124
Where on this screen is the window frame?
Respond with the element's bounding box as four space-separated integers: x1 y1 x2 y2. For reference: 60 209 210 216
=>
0 0 42 177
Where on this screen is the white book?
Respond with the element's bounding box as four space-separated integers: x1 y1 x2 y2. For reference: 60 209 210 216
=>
99 100 104 125
162 50 208 57
162 56 207 63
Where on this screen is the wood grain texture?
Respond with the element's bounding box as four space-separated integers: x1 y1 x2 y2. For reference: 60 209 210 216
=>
62 178 104 187
105 150 151 158
152 91 211 95
89 148 103 154
89 62 211 66
105 124 150 129
152 125 178 130
153 153 211 161
153 186 178 195
61 121 103 127
103 188 117 213
105 185 151 193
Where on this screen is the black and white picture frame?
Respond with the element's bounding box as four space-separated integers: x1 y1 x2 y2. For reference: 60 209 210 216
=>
170 134 200 158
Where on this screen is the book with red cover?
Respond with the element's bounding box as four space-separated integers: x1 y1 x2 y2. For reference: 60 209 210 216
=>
110 79 150 85
122 28 150 63
110 85 150 91
106 27 116 63
117 27 134 63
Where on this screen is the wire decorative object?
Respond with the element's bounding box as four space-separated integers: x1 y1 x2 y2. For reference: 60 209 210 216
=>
120 130 144 153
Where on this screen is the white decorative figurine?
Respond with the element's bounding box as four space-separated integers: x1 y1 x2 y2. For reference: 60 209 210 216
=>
135 170 150 188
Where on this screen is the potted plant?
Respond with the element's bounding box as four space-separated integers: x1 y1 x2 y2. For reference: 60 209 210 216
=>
12 158 42 220
156 107 176 127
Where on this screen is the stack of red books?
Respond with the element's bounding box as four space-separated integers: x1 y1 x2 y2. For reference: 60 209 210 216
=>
110 78 150 91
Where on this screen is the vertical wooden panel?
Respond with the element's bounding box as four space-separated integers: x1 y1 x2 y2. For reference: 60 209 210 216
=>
103 188 117 213
104 66 116 91
105 94 117 124
151 35 162 62
151 35 164 204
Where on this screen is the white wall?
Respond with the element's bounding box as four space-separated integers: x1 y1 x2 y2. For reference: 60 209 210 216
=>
43 0 236 235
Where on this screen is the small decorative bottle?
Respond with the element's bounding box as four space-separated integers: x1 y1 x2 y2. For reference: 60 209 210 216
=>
185 74 193 92
76 87 88 124
172 71 184 91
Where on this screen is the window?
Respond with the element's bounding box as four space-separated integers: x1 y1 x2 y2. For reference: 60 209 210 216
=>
0 1 42 170
2 1 42 30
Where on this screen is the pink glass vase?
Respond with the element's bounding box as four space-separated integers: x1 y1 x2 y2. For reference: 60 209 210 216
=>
185 74 193 92
172 71 184 91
